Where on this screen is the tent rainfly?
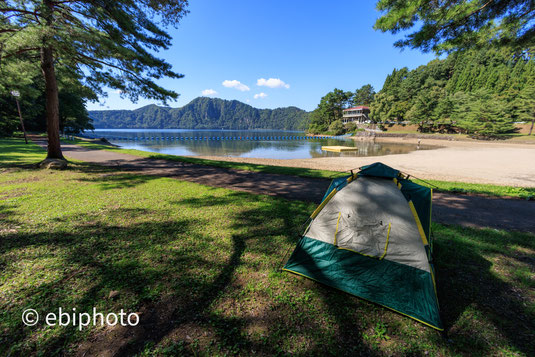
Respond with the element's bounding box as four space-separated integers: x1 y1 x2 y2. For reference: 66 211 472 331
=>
283 162 442 330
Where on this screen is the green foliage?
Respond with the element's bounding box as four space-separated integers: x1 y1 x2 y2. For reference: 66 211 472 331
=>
0 97 20 136
89 97 310 130
0 57 95 136
0 58 40 136
352 84 376 106
328 119 345 135
374 0 535 53
0 0 189 103
452 90 515 137
308 107 330 134
345 122 357 133
370 46 534 137
370 68 410 123
406 84 446 132
513 83 535 134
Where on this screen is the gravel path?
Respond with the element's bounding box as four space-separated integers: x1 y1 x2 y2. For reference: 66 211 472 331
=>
32 136 535 233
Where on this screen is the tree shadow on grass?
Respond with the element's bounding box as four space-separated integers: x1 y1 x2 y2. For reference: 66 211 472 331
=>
0 203 19 228
434 224 535 356
111 194 358 356
3 168 533 356
81 193 378 356
1 207 203 355
76 171 163 190
0 190 373 356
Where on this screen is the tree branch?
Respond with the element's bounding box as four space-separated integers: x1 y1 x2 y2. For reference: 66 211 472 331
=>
0 47 40 59
74 53 144 81
52 0 78 4
437 0 495 33
0 28 21 33
0 8 40 16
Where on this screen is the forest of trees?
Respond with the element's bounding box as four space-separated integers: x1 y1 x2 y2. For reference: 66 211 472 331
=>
372 46 535 136
90 97 311 130
0 61 96 137
309 46 535 137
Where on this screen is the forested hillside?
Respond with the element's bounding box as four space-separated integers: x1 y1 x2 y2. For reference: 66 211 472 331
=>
308 47 535 137
90 97 310 130
371 47 535 136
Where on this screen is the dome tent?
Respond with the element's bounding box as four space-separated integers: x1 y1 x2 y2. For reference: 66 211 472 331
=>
283 162 442 330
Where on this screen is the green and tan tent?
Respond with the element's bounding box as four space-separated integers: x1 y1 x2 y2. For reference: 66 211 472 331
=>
283 162 442 330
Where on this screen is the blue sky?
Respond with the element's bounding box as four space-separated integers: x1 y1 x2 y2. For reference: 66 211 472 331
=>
86 0 437 112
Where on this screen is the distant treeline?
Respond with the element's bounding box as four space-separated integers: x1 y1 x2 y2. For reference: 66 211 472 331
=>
309 46 535 137
90 97 310 131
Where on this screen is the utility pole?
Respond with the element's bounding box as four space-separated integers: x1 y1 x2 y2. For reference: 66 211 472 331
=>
11 91 28 144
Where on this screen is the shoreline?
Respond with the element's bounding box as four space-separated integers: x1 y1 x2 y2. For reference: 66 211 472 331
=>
187 137 535 188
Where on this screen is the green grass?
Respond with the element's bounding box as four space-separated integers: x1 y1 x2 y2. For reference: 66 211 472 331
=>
497 133 535 141
1 137 534 356
64 137 535 199
411 178 535 200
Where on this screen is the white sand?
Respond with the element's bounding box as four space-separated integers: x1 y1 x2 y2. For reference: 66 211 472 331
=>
191 138 535 187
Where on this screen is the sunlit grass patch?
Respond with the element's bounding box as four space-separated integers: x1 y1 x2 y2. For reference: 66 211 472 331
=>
0 138 47 167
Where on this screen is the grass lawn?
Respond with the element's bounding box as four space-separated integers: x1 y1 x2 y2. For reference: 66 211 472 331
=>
1 137 534 356
64 137 535 200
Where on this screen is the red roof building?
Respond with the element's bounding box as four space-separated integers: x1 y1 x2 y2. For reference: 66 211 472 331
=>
342 106 371 124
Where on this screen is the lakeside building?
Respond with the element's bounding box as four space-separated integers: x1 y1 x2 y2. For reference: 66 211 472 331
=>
342 106 371 124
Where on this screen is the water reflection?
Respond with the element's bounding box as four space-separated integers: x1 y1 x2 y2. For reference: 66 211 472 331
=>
86 129 435 159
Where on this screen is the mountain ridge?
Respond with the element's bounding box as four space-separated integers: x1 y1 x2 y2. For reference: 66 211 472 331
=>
89 97 310 130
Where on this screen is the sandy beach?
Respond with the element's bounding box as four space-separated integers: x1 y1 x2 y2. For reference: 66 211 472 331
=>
192 137 535 187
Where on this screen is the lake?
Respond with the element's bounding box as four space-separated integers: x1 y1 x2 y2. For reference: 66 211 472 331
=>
83 129 434 160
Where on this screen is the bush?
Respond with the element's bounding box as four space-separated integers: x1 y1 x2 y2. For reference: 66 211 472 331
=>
328 120 345 135
345 122 357 132
307 123 327 134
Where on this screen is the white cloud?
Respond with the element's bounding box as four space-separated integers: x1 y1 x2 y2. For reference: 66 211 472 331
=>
114 89 123 94
254 92 268 99
256 78 290 89
201 89 217 96
222 80 250 91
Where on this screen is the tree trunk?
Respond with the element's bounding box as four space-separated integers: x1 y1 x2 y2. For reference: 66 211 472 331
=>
40 46 64 159
529 119 534 136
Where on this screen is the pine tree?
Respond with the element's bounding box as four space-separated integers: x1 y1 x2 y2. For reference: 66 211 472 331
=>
1 0 189 159
453 90 515 137
374 0 534 53
352 84 375 106
515 83 535 135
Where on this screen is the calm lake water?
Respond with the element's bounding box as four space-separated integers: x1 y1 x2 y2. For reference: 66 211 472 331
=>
85 129 434 160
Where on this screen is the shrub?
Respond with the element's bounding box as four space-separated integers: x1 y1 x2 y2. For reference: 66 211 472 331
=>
328 120 345 135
